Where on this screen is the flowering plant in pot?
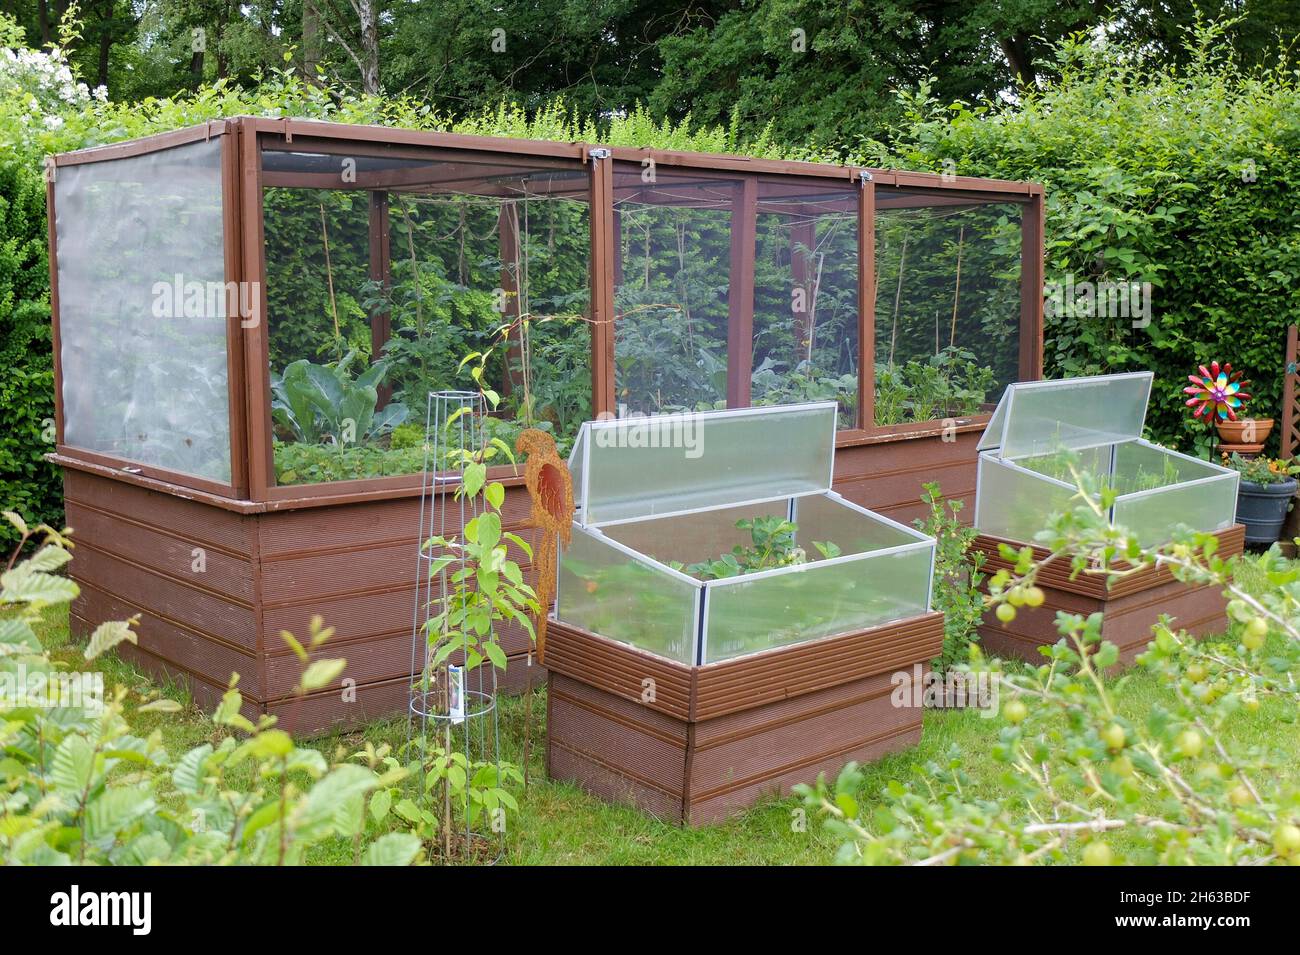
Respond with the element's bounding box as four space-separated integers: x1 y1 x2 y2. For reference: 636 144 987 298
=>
1221 452 1299 544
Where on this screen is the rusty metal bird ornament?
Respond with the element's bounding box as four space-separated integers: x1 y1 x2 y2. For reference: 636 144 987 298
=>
515 429 573 664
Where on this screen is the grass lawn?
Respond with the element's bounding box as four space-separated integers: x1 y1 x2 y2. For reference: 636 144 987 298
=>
34 560 1300 864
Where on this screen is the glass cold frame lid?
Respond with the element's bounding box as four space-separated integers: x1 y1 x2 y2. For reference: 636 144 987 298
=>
556 402 937 665
975 372 1239 546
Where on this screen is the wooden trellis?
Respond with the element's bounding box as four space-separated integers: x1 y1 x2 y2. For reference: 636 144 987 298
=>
1285 325 1299 459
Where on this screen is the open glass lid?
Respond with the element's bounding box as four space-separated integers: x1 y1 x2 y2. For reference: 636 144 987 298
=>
977 372 1153 459
568 402 838 526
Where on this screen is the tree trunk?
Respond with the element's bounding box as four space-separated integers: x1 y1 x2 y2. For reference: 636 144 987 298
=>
302 0 321 80
999 33 1037 88
358 0 380 94
96 3 111 89
38 0 51 45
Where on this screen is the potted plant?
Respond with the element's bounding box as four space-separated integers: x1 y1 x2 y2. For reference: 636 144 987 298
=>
1222 452 1300 544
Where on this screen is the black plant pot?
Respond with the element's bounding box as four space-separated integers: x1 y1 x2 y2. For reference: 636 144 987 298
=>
1235 478 1298 545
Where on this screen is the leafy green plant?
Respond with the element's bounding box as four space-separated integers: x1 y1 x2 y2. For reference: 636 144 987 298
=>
0 511 420 866
676 515 840 580
271 349 409 446
874 348 996 425
914 483 986 672
1222 453 1300 486
798 468 1300 865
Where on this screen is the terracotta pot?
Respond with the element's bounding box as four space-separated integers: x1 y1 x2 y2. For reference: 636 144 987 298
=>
1217 417 1273 445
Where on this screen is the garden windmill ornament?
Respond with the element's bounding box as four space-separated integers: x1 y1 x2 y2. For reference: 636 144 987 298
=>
1184 361 1251 423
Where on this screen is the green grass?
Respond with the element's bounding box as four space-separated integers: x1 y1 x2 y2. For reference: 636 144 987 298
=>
36 580 1300 865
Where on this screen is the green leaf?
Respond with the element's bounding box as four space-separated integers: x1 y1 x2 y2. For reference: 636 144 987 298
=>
84 618 137 661
51 734 96 793
0 566 79 605
369 788 392 822
299 657 348 692
361 832 422 866
172 744 214 796
137 698 183 714
485 641 508 670
84 787 155 840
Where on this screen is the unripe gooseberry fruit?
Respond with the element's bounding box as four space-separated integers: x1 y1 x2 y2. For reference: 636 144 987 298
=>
1186 662 1208 684
1243 617 1267 650
1023 586 1045 608
1008 587 1026 607
1273 824 1300 857
1175 729 1204 759
1003 699 1028 724
1082 841 1113 866
1229 785 1254 807
1101 723 1126 751
995 603 1016 624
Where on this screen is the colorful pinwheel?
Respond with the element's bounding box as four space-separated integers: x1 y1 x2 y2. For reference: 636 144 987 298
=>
1184 361 1251 422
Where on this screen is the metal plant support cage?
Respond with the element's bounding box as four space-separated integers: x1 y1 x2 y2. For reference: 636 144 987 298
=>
408 390 504 863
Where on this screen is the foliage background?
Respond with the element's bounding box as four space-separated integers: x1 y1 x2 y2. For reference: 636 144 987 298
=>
3 19 1300 539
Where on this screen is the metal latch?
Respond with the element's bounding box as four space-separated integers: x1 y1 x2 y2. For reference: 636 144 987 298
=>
589 147 611 161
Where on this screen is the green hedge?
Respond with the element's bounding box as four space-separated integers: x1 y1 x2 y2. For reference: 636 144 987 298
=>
4 23 1300 543
856 26 1300 456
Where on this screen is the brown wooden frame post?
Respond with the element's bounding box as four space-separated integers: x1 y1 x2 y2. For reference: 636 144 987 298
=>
1019 187 1046 380
45 171 65 449
367 189 392 404
858 172 876 432
240 123 273 501
498 200 522 398
726 176 757 408
1283 324 1298 459
790 216 816 369
221 121 250 498
588 148 617 417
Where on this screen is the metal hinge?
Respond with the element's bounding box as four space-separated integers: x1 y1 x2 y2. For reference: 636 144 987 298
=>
858 170 873 184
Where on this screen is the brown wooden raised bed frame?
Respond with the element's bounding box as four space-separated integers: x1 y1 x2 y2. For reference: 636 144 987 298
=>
46 118 1044 733
545 613 944 825
971 525 1245 667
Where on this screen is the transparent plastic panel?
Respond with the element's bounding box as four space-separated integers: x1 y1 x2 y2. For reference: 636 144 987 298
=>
1113 474 1239 548
1112 441 1225 494
612 164 735 415
581 403 836 525
555 527 699 664
873 191 1022 426
976 454 1081 543
702 545 933 662
792 493 922 554
1015 444 1112 487
751 181 860 428
55 138 231 482
600 500 790 568
998 373 1151 459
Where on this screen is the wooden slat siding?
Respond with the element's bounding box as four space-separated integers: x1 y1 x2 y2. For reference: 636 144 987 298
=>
64 502 254 603
688 725 922 825
549 678 688 791
688 674 919 799
1285 324 1299 459
82 620 257 720
74 582 261 695
979 577 1230 667
63 470 257 555
971 525 1245 601
70 544 259 652
544 620 693 720
267 673 410 735
261 616 538 698
692 612 943 721
833 430 982 511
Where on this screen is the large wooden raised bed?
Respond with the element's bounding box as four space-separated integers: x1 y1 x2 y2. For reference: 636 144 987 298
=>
971 524 1245 667
545 613 944 825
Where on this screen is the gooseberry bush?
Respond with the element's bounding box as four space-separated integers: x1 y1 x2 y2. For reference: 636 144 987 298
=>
798 472 1300 865
0 511 421 865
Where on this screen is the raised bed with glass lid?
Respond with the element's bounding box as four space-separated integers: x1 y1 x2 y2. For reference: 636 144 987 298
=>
544 402 943 824
972 372 1243 665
